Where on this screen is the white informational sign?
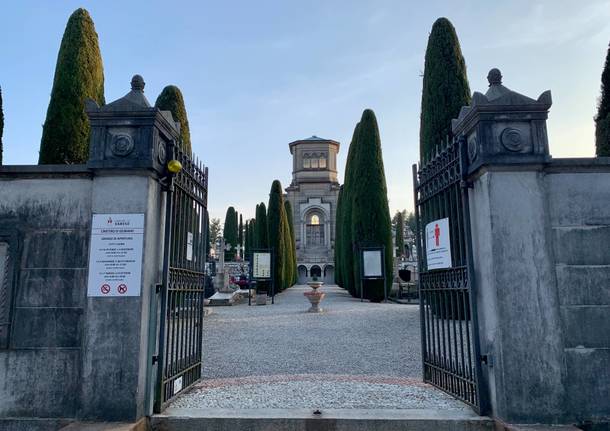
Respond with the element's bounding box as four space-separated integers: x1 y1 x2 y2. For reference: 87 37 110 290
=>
252 252 271 278
186 232 193 261
87 213 145 297
363 250 383 277
425 217 452 270
173 376 183 395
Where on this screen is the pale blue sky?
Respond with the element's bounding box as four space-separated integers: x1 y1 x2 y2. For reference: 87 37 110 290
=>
1 1 609 221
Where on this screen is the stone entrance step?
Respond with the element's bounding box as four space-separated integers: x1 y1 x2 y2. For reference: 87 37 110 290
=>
151 408 494 431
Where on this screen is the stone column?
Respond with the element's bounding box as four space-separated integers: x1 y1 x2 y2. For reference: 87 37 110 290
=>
453 70 567 423
79 75 180 421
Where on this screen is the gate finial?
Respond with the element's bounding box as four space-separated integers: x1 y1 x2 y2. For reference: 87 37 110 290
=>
487 68 502 86
131 74 145 91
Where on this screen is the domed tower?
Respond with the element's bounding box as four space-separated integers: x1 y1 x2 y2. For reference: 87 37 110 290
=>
285 136 341 284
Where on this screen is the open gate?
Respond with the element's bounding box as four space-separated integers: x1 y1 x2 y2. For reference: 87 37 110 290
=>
412 137 488 414
155 141 208 412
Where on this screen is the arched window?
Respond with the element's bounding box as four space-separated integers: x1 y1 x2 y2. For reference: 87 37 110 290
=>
303 153 311 169
310 153 319 169
319 154 327 169
306 212 324 247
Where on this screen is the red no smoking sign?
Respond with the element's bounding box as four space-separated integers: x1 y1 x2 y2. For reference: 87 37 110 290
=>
101 284 111 294
117 284 128 294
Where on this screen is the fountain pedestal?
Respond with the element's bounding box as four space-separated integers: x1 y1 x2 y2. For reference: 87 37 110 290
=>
304 281 325 313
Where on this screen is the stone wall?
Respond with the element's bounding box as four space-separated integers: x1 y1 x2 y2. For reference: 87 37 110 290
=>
546 161 610 421
454 69 610 424
0 75 179 428
0 167 92 419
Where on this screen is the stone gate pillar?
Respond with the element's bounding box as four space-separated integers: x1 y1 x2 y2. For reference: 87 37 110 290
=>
80 75 179 421
452 69 566 423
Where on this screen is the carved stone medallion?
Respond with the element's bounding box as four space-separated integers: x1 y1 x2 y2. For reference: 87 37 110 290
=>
110 134 134 157
500 128 523 152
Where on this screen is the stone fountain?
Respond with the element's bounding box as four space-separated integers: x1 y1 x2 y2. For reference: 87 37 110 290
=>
304 279 325 313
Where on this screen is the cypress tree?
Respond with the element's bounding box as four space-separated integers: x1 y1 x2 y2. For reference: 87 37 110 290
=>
253 205 260 248
284 200 298 285
419 17 470 162
238 214 244 258
350 109 393 302
223 206 238 261
334 186 344 287
39 8 105 164
249 219 256 252
244 220 250 259
255 203 269 248
0 86 3 165
340 122 361 296
267 180 289 291
595 42 610 156
394 211 405 257
254 203 269 293
154 85 192 154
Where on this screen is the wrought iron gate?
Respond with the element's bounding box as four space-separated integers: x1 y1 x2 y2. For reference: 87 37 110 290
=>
412 137 488 414
155 141 208 412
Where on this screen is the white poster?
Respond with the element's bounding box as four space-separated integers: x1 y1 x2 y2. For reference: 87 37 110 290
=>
252 252 271 278
186 232 193 261
363 250 383 277
425 217 452 270
87 213 145 297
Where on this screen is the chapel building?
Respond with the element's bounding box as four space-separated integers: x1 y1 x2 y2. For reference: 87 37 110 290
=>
285 136 340 284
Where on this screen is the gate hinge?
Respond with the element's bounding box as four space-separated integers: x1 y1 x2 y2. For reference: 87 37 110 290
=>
480 353 493 367
152 355 159 365
155 283 162 293
460 179 474 189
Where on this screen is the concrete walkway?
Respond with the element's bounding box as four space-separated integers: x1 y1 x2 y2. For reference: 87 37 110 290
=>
170 285 466 410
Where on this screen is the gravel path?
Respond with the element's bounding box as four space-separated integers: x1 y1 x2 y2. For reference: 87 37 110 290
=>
171 374 466 410
170 285 463 410
201 285 422 378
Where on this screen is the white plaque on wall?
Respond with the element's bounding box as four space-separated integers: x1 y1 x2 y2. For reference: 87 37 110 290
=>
425 217 452 270
87 213 145 297
363 250 383 277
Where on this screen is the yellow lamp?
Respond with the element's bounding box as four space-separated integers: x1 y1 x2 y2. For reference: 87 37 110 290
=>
167 160 182 174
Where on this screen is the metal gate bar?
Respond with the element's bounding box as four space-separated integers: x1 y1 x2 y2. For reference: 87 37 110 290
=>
155 142 208 412
412 137 487 413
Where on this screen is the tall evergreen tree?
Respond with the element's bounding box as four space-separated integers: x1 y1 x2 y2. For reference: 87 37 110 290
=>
340 122 361 296
334 186 344 287
419 17 470 162
255 203 269 249
155 85 192 154
254 203 270 293
394 211 405 258
209 217 221 257
248 219 256 252
223 206 238 261
238 214 244 258
267 180 290 291
39 8 105 164
253 205 260 248
244 220 250 259
284 200 297 285
350 109 393 302
0 86 3 165
595 42 610 156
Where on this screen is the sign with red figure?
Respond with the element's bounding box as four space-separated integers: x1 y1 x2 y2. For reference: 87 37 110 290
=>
101 284 111 294
425 217 452 270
